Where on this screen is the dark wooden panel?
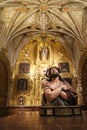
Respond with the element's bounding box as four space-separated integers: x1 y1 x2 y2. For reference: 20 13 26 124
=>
9 106 40 114
81 59 87 104
40 106 82 116
0 59 8 105
0 107 9 117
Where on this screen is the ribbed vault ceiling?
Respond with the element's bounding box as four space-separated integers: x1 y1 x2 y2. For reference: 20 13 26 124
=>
0 0 87 65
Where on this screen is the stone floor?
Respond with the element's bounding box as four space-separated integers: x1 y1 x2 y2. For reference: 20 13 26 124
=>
0 111 87 130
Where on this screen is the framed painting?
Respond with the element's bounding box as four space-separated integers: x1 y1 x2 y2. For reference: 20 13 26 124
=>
19 63 30 74
17 78 27 90
58 62 70 73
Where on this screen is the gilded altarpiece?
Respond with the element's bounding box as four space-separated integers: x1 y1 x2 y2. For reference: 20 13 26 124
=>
10 35 75 106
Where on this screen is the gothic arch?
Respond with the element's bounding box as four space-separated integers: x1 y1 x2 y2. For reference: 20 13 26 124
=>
78 50 87 105
0 52 11 106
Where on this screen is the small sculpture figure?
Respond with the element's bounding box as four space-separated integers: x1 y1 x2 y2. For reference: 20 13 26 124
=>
19 96 24 106
41 47 48 60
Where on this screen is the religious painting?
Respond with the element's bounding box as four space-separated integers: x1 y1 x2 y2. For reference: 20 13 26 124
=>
19 63 30 74
17 78 27 90
58 62 70 73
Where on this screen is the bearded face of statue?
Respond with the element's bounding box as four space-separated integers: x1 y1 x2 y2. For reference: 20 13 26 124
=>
50 67 60 78
46 67 61 79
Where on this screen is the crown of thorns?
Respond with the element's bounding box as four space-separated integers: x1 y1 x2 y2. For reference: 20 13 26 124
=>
46 66 60 78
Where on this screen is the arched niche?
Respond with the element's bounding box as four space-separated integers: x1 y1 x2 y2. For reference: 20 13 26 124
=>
0 52 11 106
11 34 74 106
